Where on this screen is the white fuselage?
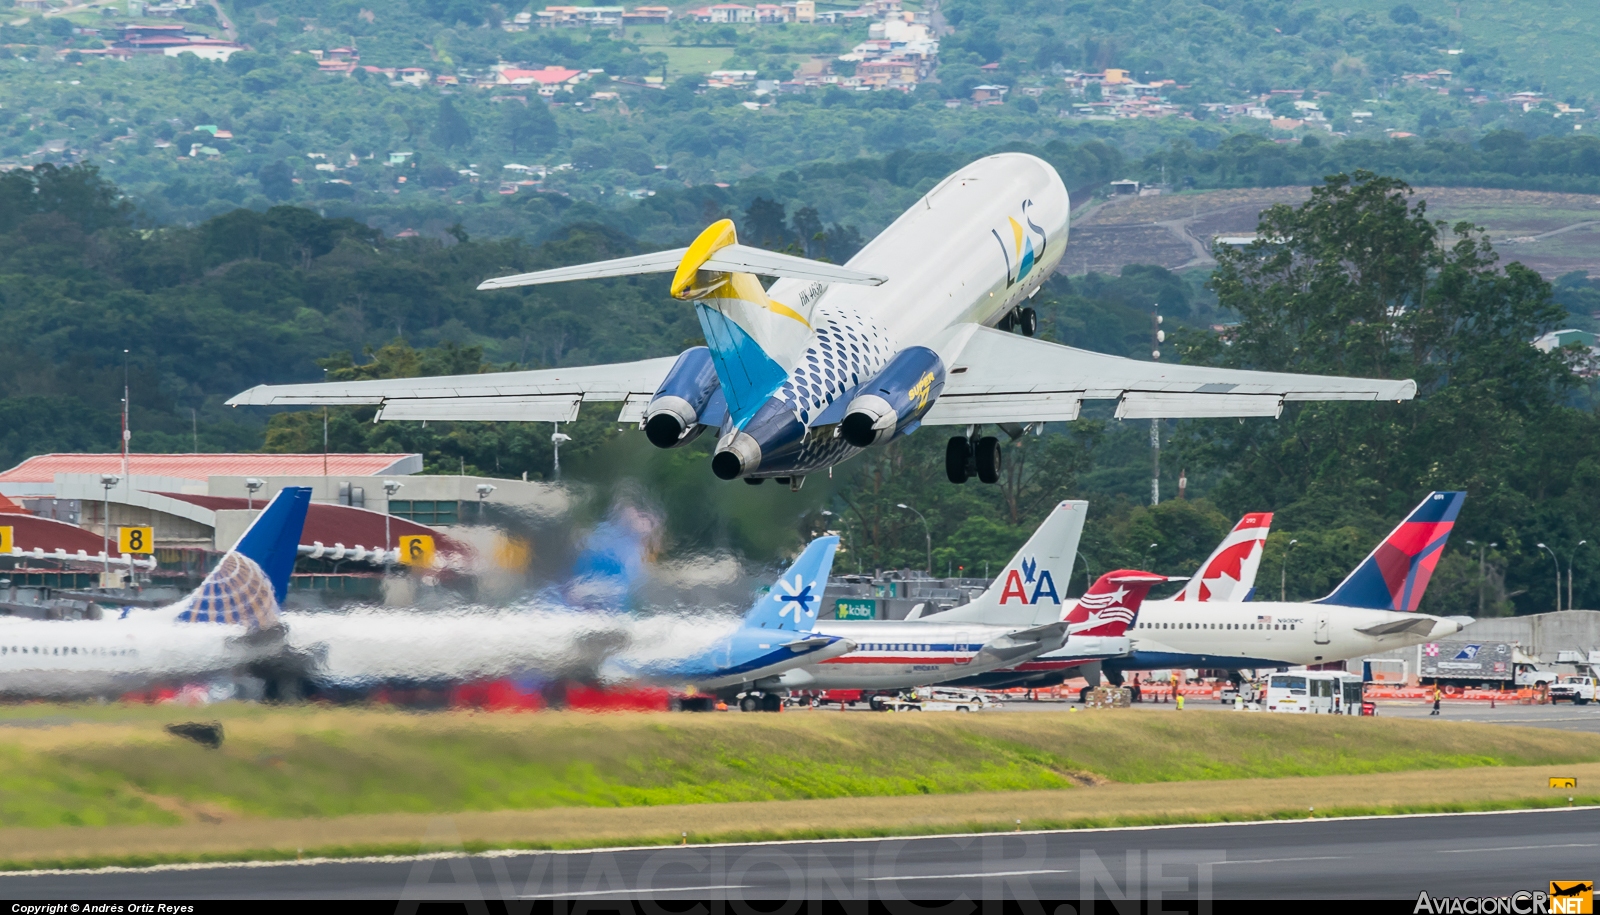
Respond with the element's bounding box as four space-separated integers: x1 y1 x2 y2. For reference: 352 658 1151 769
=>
281 607 635 687
771 618 1059 690
1117 600 1468 670
767 153 1071 357
0 612 265 697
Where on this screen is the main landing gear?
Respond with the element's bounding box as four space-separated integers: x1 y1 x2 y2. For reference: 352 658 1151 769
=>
946 430 1002 485
995 306 1038 337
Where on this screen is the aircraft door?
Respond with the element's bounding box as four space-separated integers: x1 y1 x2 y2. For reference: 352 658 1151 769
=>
1314 609 1330 645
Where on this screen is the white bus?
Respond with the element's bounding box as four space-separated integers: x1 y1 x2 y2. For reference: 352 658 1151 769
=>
1266 671 1364 714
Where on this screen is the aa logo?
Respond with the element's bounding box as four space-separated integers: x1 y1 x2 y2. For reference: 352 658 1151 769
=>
1550 881 1593 915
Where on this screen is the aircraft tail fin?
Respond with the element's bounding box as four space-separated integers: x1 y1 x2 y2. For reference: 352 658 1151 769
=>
176 486 311 629
1315 491 1466 611
1065 570 1172 636
744 535 839 631
934 501 1087 626
1172 512 1272 603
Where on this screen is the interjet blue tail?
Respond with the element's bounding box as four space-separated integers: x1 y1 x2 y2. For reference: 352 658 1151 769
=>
744 535 839 631
176 486 311 629
1315 491 1466 612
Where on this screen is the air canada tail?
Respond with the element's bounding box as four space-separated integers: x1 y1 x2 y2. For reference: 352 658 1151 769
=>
744 535 839 631
1172 512 1272 603
176 486 311 629
1065 570 1171 636
1315 491 1466 611
935 500 1087 626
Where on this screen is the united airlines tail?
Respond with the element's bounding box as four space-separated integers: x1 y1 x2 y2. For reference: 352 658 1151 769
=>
1065 570 1171 636
744 535 839 631
934 500 1087 626
1172 512 1272 603
1314 491 1466 612
175 486 311 629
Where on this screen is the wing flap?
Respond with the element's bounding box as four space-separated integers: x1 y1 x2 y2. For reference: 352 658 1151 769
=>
921 326 1415 425
1116 392 1283 419
378 396 583 423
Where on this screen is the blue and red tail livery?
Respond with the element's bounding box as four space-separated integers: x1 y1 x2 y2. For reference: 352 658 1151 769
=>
1315 491 1466 612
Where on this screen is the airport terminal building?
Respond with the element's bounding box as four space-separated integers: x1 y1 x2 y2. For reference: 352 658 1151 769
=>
0 452 557 605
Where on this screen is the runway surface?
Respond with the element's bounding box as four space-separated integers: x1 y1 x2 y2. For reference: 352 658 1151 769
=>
6 807 1594 900
993 697 1600 733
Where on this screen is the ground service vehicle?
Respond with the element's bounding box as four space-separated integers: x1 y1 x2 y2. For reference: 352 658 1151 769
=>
1550 675 1597 705
1265 671 1364 714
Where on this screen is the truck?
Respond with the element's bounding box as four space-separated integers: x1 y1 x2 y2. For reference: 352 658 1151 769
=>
1549 675 1597 705
1419 640 1562 689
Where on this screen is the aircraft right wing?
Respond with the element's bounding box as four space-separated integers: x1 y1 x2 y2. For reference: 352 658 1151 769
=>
922 325 1417 425
225 357 679 424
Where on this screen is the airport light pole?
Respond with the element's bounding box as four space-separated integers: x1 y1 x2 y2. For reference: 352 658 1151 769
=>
99 473 120 578
551 423 571 480
383 480 403 560
1281 538 1298 602
1149 304 1164 506
244 477 263 511
1465 540 1498 616
1569 541 1589 612
1077 550 1092 594
896 503 931 575
1536 543 1561 611
1142 542 1158 571
476 483 496 522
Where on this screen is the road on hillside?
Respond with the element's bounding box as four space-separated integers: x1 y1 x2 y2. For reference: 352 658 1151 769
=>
7 808 1593 900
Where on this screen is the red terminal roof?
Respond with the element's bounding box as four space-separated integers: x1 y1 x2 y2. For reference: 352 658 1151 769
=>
0 453 419 485
0 514 121 556
155 493 469 556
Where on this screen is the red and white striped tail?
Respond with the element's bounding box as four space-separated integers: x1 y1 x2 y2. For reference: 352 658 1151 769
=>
1064 570 1171 637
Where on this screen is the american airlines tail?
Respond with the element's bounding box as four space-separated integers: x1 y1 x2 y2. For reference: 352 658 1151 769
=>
934 500 1087 626
1172 512 1272 602
1314 491 1466 612
1065 570 1171 636
175 486 311 629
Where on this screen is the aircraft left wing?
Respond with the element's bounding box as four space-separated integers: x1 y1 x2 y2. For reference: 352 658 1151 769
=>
922 325 1417 425
226 357 679 424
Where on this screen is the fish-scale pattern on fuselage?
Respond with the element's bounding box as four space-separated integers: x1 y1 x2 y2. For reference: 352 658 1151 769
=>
776 307 892 425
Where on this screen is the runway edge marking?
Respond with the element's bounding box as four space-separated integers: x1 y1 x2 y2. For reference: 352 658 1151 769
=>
3 805 1598 879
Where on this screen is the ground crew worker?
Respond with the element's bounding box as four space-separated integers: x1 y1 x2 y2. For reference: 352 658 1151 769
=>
1431 684 1442 716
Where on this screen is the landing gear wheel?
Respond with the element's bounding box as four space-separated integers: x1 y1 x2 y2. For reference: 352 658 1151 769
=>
744 477 764 486
975 436 1002 484
760 692 782 712
945 436 970 484
1019 307 1037 337
740 695 761 712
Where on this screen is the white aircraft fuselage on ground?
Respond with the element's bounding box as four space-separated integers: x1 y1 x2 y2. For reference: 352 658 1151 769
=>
1117 600 1468 671
765 617 1067 691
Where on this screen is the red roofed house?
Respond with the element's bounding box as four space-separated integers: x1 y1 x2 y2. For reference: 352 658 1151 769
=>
494 66 584 88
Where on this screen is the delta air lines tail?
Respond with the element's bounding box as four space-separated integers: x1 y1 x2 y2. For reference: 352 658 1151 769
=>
1315 491 1465 612
1172 513 1272 603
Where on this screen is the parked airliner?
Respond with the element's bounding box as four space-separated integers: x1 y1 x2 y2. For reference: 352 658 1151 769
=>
229 155 1416 490
0 487 311 698
1106 492 1471 677
760 501 1087 691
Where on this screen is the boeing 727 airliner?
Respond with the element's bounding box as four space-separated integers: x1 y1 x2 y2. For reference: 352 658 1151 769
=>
229 155 1416 489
